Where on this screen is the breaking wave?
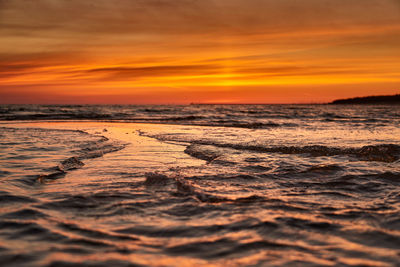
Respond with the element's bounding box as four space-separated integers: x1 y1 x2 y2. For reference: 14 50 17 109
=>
153 135 400 163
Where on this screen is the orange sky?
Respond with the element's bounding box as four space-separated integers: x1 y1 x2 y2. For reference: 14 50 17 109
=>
1 0 399 104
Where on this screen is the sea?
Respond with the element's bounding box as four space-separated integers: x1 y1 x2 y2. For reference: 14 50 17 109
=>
0 104 399 266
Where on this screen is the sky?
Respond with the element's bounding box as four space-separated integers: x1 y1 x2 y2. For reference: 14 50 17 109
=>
0 0 399 104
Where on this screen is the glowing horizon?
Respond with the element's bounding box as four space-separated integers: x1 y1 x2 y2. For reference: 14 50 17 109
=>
1 0 399 104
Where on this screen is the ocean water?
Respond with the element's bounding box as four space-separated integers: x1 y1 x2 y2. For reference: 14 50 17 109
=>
0 104 399 266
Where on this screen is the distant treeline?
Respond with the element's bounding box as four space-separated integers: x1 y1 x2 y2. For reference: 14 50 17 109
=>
331 94 400 104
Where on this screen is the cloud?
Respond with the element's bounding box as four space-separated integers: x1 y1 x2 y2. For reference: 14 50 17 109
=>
0 63 46 79
0 51 86 81
1 0 399 37
0 63 41 72
1 0 398 67
1 0 399 56
86 64 221 80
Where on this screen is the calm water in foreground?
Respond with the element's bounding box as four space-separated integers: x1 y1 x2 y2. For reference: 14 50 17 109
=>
0 104 400 266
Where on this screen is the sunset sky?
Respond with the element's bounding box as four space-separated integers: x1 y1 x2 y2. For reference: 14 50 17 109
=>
1 0 399 104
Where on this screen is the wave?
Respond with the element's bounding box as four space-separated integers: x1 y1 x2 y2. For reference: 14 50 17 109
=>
183 141 400 163
36 132 126 183
0 192 37 204
184 144 222 162
1 104 398 130
205 121 283 129
58 157 85 172
76 137 126 160
144 172 269 204
143 172 171 186
116 218 269 238
37 157 85 183
303 164 343 173
144 172 226 202
140 127 400 163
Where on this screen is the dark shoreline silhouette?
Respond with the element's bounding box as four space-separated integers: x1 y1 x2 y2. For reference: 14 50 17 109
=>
331 94 400 104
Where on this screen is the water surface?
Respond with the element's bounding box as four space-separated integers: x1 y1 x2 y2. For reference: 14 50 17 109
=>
0 104 399 266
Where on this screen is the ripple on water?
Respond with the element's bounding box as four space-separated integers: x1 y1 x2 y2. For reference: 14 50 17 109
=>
1 208 48 220
0 193 37 205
